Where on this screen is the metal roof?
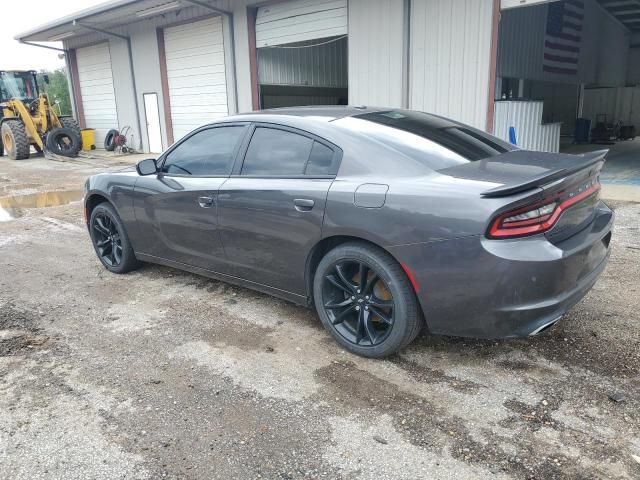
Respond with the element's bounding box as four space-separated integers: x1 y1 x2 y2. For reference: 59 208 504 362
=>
15 0 227 43
597 0 640 32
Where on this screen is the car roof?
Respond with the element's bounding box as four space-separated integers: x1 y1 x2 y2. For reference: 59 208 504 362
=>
254 106 387 121
218 106 459 129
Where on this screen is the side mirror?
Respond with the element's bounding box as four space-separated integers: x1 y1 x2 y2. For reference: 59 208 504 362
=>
43 74 50 85
136 158 158 176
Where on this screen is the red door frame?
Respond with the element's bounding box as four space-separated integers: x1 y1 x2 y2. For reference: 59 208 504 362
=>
486 0 501 133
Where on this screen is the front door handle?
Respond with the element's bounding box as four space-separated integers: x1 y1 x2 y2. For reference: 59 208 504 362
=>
293 198 315 211
198 195 215 208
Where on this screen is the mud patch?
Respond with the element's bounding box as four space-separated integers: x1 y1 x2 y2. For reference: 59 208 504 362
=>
0 303 47 356
392 356 483 394
0 334 49 356
314 361 595 479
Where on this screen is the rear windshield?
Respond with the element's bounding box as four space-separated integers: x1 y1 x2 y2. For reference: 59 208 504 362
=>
338 110 517 170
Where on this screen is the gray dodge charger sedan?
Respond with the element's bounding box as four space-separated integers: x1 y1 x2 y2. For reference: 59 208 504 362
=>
84 107 613 358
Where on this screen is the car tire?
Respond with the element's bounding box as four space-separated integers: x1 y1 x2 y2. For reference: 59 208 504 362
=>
313 242 423 358
89 202 141 274
104 129 118 151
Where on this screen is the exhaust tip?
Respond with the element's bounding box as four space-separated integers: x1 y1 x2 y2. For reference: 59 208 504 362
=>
529 316 562 336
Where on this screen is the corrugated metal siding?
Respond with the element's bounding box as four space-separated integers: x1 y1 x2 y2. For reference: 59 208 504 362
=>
409 0 494 129
497 0 630 86
164 17 228 140
493 100 561 152
257 37 347 87
75 42 119 146
583 87 640 127
262 95 341 108
256 0 348 47
496 3 546 82
348 0 406 107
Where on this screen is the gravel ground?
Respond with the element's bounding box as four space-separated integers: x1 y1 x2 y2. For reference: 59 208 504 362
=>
0 156 639 479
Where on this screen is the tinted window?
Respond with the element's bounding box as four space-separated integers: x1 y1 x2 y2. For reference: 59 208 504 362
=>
162 126 245 176
338 110 517 170
242 127 313 176
305 141 338 175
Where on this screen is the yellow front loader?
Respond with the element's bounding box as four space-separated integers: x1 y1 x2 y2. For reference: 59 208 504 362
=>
0 70 81 160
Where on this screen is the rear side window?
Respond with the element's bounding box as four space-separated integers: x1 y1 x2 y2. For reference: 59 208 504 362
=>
338 110 517 170
162 126 245 176
241 127 338 176
305 141 339 175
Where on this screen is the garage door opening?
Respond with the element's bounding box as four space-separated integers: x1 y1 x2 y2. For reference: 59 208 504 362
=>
254 0 348 109
495 0 639 163
257 36 348 109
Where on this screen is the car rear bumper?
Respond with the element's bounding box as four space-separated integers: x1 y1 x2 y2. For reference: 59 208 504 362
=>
387 202 613 339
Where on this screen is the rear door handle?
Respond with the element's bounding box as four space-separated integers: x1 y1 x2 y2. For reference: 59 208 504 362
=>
198 195 215 208
293 198 315 211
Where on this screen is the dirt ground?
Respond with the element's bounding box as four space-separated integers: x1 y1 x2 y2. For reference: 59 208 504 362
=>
0 155 639 480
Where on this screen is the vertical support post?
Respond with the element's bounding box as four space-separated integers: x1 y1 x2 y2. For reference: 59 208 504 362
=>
486 0 501 133
247 7 260 111
157 28 174 146
67 48 86 129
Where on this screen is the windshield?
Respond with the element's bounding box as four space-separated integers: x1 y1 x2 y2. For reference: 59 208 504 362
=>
0 72 37 102
337 110 517 170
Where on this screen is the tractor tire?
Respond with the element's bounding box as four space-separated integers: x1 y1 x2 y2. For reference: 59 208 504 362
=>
59 117 81 142
1 120 30 160
45 127 82 158
104 129 119 151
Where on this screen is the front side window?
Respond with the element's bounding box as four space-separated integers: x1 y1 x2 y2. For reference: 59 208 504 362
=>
161 126 245 176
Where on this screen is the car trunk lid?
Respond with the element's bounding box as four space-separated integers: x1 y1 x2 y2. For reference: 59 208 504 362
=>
440 149 607 243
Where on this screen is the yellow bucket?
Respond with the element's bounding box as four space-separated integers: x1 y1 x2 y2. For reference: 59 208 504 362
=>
81 128 96 151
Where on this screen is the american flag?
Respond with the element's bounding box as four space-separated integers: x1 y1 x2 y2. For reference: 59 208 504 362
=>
543 0 584 76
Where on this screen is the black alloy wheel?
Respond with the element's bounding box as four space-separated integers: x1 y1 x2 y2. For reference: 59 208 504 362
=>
323 260 395 346
92 212 123 268
89 202 141 274
313 242 423 358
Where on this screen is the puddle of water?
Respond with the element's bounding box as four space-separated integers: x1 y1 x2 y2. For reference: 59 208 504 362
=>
0 190 83 222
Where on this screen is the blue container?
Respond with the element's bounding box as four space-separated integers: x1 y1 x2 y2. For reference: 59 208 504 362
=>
574 118 591 143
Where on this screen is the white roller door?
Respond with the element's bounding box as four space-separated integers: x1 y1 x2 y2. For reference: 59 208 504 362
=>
256 0 348 47
164 17 228 141
76 43 118 146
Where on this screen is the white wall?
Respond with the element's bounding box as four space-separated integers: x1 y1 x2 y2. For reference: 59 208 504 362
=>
109 38 140 151
409 0 495 129
348 0 407 108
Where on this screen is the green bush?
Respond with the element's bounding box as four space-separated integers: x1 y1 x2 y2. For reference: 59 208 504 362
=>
37 69 71 116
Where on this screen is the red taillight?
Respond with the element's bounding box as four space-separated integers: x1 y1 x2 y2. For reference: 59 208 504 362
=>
488 181 600 239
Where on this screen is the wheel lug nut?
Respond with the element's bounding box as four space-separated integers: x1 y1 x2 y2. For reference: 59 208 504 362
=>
355 306 360 311
351 296 355 300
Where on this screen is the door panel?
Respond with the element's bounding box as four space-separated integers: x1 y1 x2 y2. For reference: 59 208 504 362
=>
217 178 332 294
143 93 163 153
133 176 227 269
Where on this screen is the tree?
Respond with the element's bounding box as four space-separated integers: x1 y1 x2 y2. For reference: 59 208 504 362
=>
37 68 72 116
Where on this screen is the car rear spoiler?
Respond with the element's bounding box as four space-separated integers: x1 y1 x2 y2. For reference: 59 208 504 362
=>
481 149 608 198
